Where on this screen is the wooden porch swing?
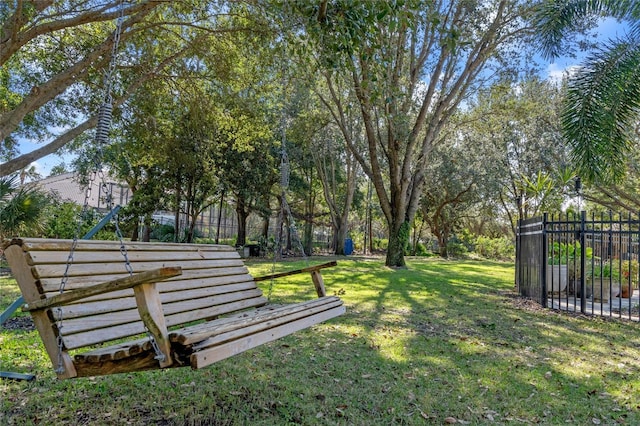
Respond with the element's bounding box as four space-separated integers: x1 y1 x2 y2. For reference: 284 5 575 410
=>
3 238 343 379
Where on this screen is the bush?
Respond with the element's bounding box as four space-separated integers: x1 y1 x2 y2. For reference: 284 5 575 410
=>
151 224 176 242
413 242 430 256
42 202 99 239
373 238 388 251
474 236 515 260
457 229 477 252
446 241 468 257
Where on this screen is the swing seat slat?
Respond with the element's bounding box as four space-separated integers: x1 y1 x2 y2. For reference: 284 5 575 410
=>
3 238 344 379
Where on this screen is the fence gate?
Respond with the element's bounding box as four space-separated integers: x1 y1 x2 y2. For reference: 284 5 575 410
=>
516 211 640 320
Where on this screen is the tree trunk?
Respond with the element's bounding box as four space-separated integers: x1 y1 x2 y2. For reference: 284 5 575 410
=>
186 213 198 243
130 219 139 242
142 215 152 242
386 220 409 267
215 192 224 244
235 196 248 247
173 188 181 243
334 219 348 255
436 231 449 258
304 220 313 255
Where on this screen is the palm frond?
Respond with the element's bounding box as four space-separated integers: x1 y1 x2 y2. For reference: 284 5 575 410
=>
563 36 640 183
534 0 640 59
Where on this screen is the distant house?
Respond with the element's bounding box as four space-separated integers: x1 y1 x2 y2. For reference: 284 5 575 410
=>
34 172 131 211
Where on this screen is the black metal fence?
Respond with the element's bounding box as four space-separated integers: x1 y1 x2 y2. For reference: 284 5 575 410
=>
516 211 640 320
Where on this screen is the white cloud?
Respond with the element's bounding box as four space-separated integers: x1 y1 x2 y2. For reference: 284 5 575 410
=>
546 63 581 86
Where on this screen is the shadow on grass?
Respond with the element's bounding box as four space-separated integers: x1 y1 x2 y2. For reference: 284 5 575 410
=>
2 257 640 425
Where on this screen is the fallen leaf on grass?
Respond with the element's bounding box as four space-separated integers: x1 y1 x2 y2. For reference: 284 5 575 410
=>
445 417 458 424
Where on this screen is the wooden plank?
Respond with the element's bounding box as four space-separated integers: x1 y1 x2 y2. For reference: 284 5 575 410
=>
27 248 241 264
9 238 236 252
3 245 77 379
253 261 337 282
60 288 265 336
73 350 174 378
24 267 182 311
190 305 346 369
62 296 268 349
74 337 149 363
39 267 251 292
55 281 259 319
133 282 172 368
32 259 243 279
188 299 344 350
172 297 342 345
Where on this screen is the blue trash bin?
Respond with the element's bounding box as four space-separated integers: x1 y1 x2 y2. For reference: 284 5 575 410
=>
344 238 354 255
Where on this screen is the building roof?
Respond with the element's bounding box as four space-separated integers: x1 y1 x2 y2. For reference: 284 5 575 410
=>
34 172 131 209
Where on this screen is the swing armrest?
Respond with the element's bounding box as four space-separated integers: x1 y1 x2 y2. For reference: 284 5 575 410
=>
24 267 182 311
252 261 337 282
253 261 337 297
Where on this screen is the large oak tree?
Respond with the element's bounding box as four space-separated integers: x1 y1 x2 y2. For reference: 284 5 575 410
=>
292 0 536 266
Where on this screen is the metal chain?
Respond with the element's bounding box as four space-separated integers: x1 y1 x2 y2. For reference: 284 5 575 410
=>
103 1 125 103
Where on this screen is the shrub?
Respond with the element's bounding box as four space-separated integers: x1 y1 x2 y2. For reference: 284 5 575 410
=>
446 241 468 257
413 242 430 256
474 236 515 260
373 238 388 251
151 224 176 242
42 202 98 239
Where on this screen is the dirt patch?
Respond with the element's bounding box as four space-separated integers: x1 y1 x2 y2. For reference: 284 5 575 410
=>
1 316 35 331
499 291 548 313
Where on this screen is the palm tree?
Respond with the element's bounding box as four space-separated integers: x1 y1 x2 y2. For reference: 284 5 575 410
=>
535 0 640 183
0 175 50 239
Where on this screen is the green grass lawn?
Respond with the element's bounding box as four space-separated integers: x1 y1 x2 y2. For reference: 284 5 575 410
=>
2 256 640 425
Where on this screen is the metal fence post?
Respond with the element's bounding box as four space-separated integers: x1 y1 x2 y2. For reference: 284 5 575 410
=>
515 218 520 290
542 212 548 308
580 210 587 314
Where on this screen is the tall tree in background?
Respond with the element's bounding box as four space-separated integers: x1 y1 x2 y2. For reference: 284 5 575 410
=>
535 0 640 183
293 0 535 267
420 128 486 258
461 76 568 233
311 121 361 256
